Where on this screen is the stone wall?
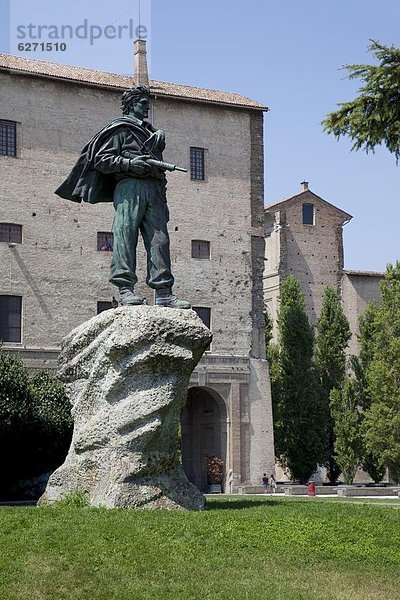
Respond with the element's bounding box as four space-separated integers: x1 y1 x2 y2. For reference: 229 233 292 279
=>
342 271 383 356
0 72 256 355
0 72 118 349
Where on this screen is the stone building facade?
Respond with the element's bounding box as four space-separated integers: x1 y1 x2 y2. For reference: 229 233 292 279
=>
0 46 274 492
264 182 383 354
341 270 384 356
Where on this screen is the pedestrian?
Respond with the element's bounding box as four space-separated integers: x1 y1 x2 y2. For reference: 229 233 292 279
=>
262 473 269 493
269 474 277 494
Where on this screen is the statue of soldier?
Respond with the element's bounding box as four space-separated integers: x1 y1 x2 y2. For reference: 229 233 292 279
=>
55 85 190 309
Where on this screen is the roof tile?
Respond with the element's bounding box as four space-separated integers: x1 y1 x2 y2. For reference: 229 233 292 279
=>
0 53 267 110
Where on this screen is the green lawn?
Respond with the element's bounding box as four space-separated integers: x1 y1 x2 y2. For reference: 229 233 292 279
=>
0 496 399 600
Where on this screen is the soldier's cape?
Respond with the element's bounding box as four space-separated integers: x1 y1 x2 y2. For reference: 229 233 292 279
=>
55 116 159 204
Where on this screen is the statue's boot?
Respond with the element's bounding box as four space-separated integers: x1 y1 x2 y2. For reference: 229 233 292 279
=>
119 287 144 306
155 287 191 309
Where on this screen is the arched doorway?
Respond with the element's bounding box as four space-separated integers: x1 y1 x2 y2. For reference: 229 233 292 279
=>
181 386 227 492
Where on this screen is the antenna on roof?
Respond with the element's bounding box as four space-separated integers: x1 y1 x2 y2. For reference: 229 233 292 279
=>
138 0 142 39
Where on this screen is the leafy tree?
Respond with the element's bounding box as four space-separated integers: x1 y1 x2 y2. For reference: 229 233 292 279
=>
0 351 32 488
315 287 351 483
264 308 281 453
0 349 72 496
360 444 385 485
264 309 273 349
274 276 326 483
363 262 400 483
268 341 282 456
0 350 31 433
29 371 73 472
323 41 400 162
358 302 380 374
330 380 362 485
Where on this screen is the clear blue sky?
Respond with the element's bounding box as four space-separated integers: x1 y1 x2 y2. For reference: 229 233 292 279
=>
2 0 399 271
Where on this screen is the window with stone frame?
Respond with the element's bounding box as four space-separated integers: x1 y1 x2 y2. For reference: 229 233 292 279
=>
0 295 22 342
190 147 205 181
191 240 210 259
302 203 315 225
192 306 211 329
97 231 114 251
0 120 17 157
0 223 22 244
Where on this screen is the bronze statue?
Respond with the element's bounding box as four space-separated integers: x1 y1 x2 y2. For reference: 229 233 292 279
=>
55 86 190 308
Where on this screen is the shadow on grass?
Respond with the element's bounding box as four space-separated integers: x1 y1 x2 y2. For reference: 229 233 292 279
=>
206 497 282 511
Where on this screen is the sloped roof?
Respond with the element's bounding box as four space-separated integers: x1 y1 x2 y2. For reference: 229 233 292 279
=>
343 269 385 277
0 54 267 111
265 188 352 221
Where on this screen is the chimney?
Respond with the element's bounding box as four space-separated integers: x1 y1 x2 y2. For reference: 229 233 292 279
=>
300 181 309 192
134 39 149 87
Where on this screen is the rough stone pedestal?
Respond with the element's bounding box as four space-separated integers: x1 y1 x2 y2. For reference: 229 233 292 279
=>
40 306 212 510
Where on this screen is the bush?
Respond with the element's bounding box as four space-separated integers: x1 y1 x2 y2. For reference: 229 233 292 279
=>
0 350 73 498
0 352 31 433
28 371 73 475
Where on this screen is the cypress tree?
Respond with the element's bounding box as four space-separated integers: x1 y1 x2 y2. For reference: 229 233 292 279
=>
315 286 351 483
274 276 326 483
351 303 385 483
330 380 362 485
363 262 400 483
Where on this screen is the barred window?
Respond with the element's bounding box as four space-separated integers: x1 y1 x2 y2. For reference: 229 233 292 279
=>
190 147 205 181
0 223 22 244
0 295 22 343
302 203 314 225
0 120 17 157
191 240 210 259
193 306 211 329
97 232 113 251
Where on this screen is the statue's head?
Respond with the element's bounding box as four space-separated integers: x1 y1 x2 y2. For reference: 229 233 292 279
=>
121 86 150 120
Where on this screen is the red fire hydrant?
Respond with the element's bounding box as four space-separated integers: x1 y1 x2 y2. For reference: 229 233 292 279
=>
308 480 316 497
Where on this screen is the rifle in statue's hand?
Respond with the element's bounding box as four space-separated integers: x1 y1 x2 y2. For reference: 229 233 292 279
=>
146 159 187 173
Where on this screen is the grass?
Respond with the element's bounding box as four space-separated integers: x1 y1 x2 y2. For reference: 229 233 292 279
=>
0 496 399 600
